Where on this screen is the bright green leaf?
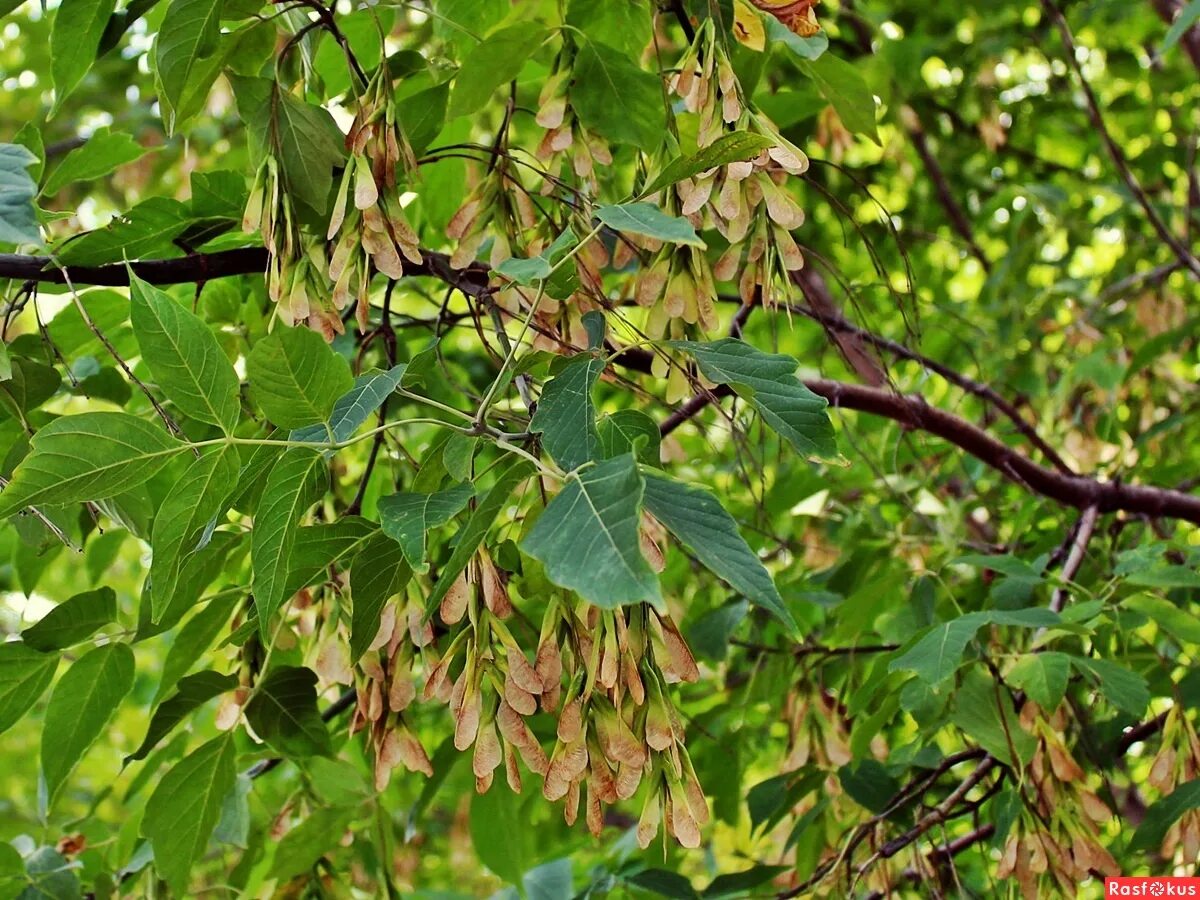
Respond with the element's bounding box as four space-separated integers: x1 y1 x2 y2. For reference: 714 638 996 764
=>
126 670 236 763
643 132 777 197
350 534 412 662
1006 652 1070 711
247 328 354 430
42 129 150 196
0 412 185 519
130 273 241 432
290 365 406 445
448 25 548 117
153 0 226 134
0 643 58 735
41 642 135 805
50 0 118 113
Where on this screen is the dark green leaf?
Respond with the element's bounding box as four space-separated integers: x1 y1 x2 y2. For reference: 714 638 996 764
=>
56 197 193 266
350 534 411 662
800 53 879 143
153 591 241 701
950 669 1034 767
672 339 836 458
0 643 58 735
572 40 665 151
153 0 226 133
838 760 901 814
378 483 474 572
1006 652 1070 710
0 412 185 518
426 457 533 614
289 365 406 445
130 273 241 432
522 454 662 609
1130 779 1200 852
126 670 236 763
469 781 528 885
597 410 660 466
529 354 604 472
251 448 328 638
149 444 241 621
643 131 777 197
244 666 333 758
21 587 116 651
141 734 237 896
269 804 358 881
642 470 793 630
1071 657 1150 716
704 866 789 898
596 202 705 248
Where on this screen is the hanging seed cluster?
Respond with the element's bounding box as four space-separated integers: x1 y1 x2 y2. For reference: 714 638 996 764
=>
1148 707 1200 862
343 534 709 848
666 20 809 310
328 70 423 332
996 704 1119 897
243 158 336 334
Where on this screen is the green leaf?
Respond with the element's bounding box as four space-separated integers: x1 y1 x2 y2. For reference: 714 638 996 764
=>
251 448 328 638
1071 657 1150 716
800 53 879 144
213 773 252 848
1130 779 1200 853
837 760 901 814
130 274 241 432
350 534 412 662
626 869 698 899
18 846 81 900
21 587 117 651
1123 593 1200 643
270 88 346 217
673 339 836 458
153 0 226 134
126 670 236 764
448 25 548 117
764 15 828 60
705 866 790 899
244 665 332 758
0 357 60 419
425 457 534 614
494 228 579 286
141 734 237 896
1162 0 1200 54
529 354 605 472
56 197 193 266
688 600 748 662
565 0 651 57
41 129 151 196
643 132 777 197
522 454 662 609
889 610 1060 686
950 669 1034 767
269 804 359 881
1006 652 1070 710
642 471 794 631
469 781 529 885
283 518 378 598
598 410 661 466
572 39 665 152
290 365 406 445
41 642 135 805
0 143 41 246
596 202 705 248
247 328 354 430
378 484 475 573
0 643 58 735
149 445 241 621
50 0 118 114
0 412 185 519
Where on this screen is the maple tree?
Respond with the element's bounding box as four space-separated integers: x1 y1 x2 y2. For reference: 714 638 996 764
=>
1 0 1200 896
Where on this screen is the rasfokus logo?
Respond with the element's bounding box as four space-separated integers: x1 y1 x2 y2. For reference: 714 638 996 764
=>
1106 878 1200 896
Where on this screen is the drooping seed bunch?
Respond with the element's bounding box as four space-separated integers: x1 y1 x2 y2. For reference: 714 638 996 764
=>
666 19 810 308
328 68 422 330
1148 707 1200 864
447 161 541 270
534 57 614 195
995 704 1119 897
243 158 340 336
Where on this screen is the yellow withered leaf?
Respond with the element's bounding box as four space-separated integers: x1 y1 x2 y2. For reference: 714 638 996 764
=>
733 0 767 51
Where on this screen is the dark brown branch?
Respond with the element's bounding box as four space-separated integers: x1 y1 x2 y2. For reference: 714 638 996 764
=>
1042 0 1200 280
1150 0 1200 73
